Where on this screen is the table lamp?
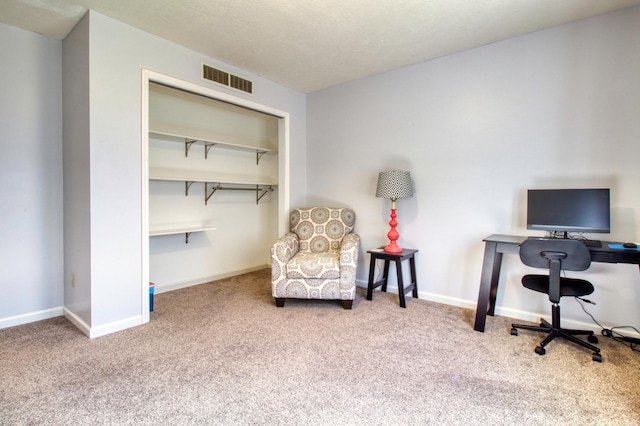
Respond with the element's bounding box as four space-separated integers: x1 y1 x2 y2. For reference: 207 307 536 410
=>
376 170 413 253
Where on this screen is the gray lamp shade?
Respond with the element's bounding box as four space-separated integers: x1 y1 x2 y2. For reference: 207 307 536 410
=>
376 170 413 200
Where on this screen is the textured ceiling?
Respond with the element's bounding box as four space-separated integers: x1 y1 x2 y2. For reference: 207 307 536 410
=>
2 0 639 93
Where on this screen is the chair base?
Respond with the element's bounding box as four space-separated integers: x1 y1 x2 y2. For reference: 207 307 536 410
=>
275 298 353 310
511 318 602 362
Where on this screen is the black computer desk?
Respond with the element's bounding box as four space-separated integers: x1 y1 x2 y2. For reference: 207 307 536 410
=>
474 234 640 332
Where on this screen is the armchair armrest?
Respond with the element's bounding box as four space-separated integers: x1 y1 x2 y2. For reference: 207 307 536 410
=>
339 233 360 289
270 233 299 285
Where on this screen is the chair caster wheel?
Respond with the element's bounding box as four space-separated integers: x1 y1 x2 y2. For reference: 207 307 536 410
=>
588 335 598 344
510 328 518 336
592 353 602 362
535 346 546 356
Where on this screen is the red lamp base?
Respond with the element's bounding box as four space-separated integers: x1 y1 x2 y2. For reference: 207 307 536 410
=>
384 243 403 253
384 208 403 253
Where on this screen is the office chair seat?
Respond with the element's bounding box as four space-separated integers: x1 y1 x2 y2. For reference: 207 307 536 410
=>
522 275 594 298
511 238 602 362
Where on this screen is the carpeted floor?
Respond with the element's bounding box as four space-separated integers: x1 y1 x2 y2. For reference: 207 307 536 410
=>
1 268 639 425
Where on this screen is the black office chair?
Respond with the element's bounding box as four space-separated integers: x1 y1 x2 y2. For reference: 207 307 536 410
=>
510 238 602 362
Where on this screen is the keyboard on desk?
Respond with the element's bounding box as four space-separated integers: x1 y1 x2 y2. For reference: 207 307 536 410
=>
580 239 602 248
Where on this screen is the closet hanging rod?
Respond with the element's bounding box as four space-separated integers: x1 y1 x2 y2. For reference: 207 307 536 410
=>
205 183 274 205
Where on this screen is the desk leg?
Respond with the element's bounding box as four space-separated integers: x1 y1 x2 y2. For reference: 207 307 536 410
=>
396 260 406 308
473 241 503 332
409 255 418 298
487 251 503 317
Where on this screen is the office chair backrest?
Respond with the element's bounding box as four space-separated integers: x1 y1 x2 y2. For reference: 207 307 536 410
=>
519 238 591 272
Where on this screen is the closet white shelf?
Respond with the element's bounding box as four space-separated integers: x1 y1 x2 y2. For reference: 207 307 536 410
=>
150 224 216 244
149 168 277 185
149 168 277 205
149 121 276 164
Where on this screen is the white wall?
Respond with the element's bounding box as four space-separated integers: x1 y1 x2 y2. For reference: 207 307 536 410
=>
61 11 306 337
62 13 92 327
0 23 64 328
307 6 640 331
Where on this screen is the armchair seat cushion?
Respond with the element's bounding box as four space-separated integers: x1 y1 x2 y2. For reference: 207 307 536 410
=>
286 250 341 279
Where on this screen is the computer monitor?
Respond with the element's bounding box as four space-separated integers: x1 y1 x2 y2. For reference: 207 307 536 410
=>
526 188 611 236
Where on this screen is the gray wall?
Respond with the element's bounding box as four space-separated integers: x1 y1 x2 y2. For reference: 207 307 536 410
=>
0 23 63 327
307 6 640 330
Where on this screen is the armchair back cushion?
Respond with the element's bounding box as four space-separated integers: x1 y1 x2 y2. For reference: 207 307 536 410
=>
291 207 356 253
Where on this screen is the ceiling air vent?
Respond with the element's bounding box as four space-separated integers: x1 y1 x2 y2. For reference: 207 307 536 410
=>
202 63 253 94
202 64 229 86
229 74 253 94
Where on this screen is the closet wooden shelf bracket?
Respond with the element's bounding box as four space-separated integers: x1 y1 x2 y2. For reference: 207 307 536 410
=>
183 139 217 159
179 138 270 163
185 181 195 196
185 139 197 157
205 183 274 205
205 143 216 159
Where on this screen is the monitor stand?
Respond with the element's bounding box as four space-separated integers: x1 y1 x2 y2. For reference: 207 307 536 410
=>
547 231 570 239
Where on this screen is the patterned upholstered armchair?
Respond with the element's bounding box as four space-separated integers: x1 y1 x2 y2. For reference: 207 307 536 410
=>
270 207 360 309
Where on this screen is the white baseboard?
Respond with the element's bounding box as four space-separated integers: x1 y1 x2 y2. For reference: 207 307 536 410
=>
0 307 63 330
63 308 90 336
3 266 269 337
64 307 144 339
356 280 640 338
89 315 144 339
154 264 269 294
494 305 640 338
8 275 636 341
356 279 477 310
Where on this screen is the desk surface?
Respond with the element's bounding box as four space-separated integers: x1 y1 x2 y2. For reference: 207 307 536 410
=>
483 234 640 264
484 234 528 244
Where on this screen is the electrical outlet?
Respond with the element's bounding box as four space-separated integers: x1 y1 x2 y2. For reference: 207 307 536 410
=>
71 273 76 288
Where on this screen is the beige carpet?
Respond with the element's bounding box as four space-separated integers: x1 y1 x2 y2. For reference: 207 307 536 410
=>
1 268 639 425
